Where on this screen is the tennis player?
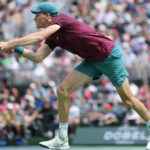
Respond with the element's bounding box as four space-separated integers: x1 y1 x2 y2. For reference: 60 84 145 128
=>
0 2 150 150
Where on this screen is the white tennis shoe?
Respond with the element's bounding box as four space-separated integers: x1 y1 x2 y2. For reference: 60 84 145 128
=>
39 135 69 150
146 140 150 150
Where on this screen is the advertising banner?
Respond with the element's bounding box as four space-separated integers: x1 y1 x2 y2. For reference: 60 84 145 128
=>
73 126 148 145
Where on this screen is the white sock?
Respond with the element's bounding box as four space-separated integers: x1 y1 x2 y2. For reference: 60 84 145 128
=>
58 123 68 138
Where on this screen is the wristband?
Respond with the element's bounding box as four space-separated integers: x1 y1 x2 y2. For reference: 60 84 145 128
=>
14 46 24 55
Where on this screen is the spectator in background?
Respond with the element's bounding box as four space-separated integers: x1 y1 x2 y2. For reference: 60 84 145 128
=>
122 42 137 80
38 101 58 138
23 102 39 137
68 100 80 137
0 104 7 146
125 108 145 126
99 103 118 126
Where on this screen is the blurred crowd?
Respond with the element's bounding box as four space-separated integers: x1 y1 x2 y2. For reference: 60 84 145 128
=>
1 0 150 146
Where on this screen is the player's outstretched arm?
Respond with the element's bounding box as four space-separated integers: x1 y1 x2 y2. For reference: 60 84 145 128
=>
0 24 60 51
19 44 52 63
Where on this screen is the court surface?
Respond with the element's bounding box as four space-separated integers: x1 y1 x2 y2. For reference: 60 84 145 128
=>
1 146 145 150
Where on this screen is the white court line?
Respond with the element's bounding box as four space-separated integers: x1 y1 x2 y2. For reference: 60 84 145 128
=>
0 146 145 150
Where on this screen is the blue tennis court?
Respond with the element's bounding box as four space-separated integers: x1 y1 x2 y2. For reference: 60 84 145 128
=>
1 146 145 150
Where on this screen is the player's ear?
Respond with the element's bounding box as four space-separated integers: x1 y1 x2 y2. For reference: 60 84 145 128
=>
46 13 51 18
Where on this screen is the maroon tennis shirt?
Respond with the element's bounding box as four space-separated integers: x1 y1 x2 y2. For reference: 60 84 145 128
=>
45 14 115 62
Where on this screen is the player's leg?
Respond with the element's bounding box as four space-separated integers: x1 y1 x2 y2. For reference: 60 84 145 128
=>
56 59 100 124
96 44 150 150
39 59 100 149
115 78 150 150
57 70 92 123
97 44 150 120
39 70 93 150
116 77 150 122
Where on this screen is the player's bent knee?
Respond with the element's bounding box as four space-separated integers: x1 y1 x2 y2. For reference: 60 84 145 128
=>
57 86 70 98
122 99 132 108
122 97 135 108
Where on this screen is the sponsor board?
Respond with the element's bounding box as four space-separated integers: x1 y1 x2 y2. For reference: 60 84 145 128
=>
73 126 148 145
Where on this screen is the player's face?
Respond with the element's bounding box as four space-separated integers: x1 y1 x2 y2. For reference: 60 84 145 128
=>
34 13 51 28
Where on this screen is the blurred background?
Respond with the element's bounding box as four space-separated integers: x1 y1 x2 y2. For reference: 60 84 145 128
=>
0 0 150 148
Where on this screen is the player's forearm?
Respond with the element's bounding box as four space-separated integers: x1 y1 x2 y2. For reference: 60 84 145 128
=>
7 32 44 48
22 48 43 63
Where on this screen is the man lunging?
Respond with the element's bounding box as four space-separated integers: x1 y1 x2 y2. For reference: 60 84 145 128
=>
1 2 150 150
